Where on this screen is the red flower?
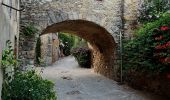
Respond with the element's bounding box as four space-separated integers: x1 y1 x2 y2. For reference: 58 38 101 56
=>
166 73 170 80
155 44 166 49
166 42 170 47
160 26 169 31
165 57 170 63
155 35 164 40
159 57 170 63
155 42 170 49
155 45 162 49
159 58 166 62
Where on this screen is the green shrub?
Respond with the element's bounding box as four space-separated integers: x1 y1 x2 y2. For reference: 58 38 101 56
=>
3 70 56 100
58 32 88 56
71 47 91 68
1 40 57 100
138 0 170 23
58 33 74 56
72 39 87 49
1 41 19 99
22 24 38 36
137 13 170 36
123 14 170 74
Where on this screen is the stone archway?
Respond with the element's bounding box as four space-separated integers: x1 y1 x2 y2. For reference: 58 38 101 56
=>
20 0 124 79
41 20 116 79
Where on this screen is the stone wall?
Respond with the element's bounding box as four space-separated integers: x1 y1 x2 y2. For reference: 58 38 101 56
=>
19 0 143 79
19 0 53 67
40 0 122 79
123 0 143 38
51 33 60 63
19 34 37 67
113 0 143 80
0 0 20 98
41 33 59 66
43 20 116 79
43 0 122 42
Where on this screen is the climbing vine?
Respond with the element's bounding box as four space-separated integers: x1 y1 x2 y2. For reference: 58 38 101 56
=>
1 40 18 99
21 24 38 36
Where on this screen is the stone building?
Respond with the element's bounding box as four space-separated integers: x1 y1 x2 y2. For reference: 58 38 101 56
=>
41 33 60 65
19 0 60 66
0 0 20 98
19 0 143 78
0 0 145 97
41 0 143 79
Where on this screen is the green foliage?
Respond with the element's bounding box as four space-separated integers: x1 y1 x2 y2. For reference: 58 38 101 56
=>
123 14 170 74
138 0 170 23
59 32 90 67
3 70 56 100
58 33 75 56
1 40 18 72
137 13 170 36
58 32 88 56
22 24 38 36
1 40 57 100
71 47 91 68
35 37 41 65
72 39 87 49
1 40 19 99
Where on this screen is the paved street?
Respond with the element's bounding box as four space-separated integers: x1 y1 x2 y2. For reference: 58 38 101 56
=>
41 56 166 100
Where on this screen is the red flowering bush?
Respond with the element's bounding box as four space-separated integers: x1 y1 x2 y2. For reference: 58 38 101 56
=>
155 35 164 40
166 73 170 80
154 26 170 64
155 42 170 49
124 13 170 97
160 26 169 31
123 13 170 74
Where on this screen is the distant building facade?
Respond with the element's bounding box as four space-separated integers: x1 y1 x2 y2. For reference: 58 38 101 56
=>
41 33 60 65
19 0 60 67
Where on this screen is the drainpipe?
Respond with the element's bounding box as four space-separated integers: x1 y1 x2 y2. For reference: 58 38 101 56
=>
1 1 24 11
120 0 125 84
52 33 54 64
16 0 21 60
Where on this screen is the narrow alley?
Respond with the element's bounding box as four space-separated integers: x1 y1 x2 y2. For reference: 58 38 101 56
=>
40 56 166 100
1 0 170 99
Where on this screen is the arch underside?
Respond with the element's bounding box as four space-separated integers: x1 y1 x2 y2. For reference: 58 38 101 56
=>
42 20 116 79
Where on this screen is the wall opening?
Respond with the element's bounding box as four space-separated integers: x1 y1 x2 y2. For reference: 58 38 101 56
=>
41 20 116 79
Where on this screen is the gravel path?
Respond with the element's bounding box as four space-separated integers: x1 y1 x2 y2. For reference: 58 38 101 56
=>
40 56 167 100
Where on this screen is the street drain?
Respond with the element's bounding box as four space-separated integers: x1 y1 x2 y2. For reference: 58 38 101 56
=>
61 76 73 80
66 90 81 95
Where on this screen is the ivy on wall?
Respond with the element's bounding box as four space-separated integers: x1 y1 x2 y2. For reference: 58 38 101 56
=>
21 24 38 36
1 40 19 99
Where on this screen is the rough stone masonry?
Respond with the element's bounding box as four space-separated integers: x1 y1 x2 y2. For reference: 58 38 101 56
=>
20 0 143 79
